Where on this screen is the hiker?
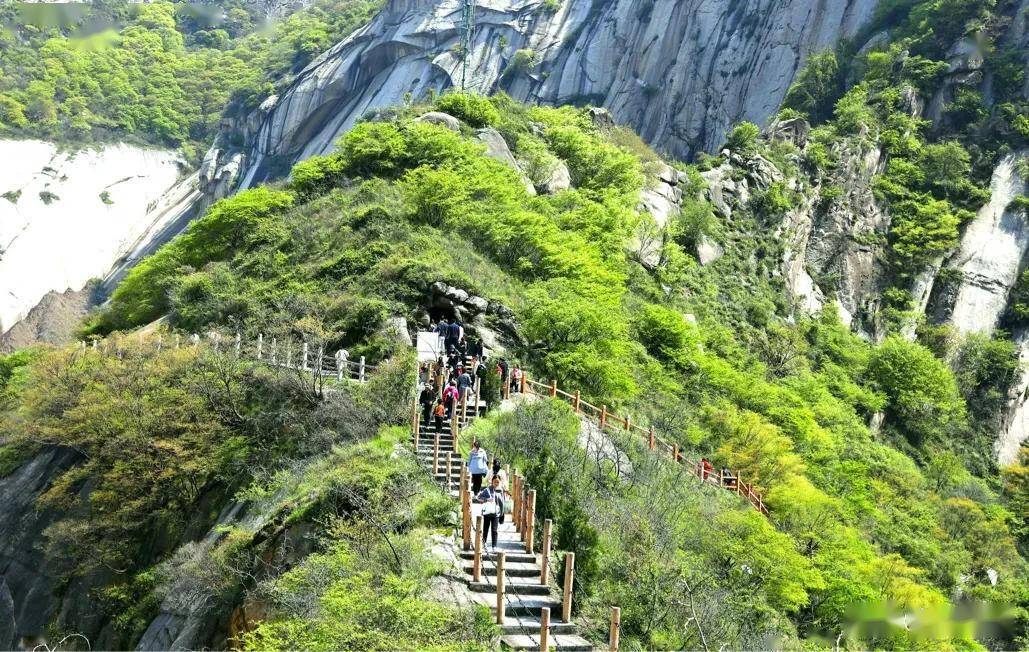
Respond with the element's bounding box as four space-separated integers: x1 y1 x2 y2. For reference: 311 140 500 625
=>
468 335 484 359
701 458 714 481
446 318 461 353
433 318 449 353
457 366 473 400
488 458 508 494
433 399 445 434
467 440 489 493
419 383 435 425
474 474 505 552
335 348 350 376
498 359 509 387
442 380 459 420
721 467 737 488
511 365 522 393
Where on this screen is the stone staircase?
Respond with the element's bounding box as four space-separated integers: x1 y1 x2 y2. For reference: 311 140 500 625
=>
459 518 593 650
413 351 595 651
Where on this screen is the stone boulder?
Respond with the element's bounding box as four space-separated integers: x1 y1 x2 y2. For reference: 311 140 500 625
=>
416 112 461 131
539 160 571 194
476 129 536 195
382 316 413 348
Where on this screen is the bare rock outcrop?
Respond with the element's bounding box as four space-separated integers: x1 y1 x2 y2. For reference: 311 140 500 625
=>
228 0 878 187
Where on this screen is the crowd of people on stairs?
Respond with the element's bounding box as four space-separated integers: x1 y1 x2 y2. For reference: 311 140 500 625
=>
417 318 526 435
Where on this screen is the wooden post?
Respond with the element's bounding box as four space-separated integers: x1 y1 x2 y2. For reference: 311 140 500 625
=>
473 515 484 582
504 374 511 400
271 338 278 364
235 331 241 357
573 390 580 412
174 335 180 349
433 433 441 475
520 373 527 394
624 414 631 431
453 411 461 451
447 451 453 488
496 552 506 625
540 607 550 652
512 474 521 533
462 470 472 550
648 427 655 450
213 332 221 352
286 341 293 368
411 400 419 450
562 553 575 622
460 391 468 428
610 607 621 651
316 346 324 379
672 444 679 463
256 333 263 359
359 356 366 382
540 519 553 585
549 379 557 397
525 490 536 552
600 404 607 429
301 342 308 370
519 483 528 542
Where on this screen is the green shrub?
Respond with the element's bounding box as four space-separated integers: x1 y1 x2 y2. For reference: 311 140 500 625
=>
725 121 761 157
339 122 408 177
289 153 347 197
434 92 500 128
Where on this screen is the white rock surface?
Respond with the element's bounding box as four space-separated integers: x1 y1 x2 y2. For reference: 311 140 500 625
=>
0 140 184 334
947 152 1029 335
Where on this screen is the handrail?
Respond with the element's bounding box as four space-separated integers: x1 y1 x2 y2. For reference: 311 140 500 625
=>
518 373 769 516
80 330 380 384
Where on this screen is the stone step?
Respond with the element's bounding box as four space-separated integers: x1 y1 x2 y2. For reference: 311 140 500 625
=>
500 633 593 651
469 579 550 596
500 617 577 636
461 550 537 564
464 560 538 577
498 597 565 619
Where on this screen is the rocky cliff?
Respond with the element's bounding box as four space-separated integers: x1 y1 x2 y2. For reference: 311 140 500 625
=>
227 0 877 187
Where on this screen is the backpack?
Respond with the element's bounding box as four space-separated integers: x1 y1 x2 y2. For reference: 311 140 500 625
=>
433 404 445 417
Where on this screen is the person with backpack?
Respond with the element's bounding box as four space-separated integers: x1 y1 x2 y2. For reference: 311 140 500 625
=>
467 440 489 493
433 399 445 434
419 384 435 426
442 380 459 420
474 474 505 552
434 318 449 352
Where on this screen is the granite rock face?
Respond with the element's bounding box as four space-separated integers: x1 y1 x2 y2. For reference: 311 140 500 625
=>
231 0 878 187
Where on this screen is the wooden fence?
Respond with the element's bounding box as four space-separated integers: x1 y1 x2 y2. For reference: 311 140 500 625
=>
513 374 769 516
80 330 377 383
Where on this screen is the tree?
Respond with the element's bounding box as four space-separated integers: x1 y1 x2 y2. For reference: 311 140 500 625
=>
868 337 966 446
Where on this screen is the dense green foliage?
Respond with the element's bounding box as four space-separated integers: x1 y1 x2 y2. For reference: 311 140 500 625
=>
85 90 1029 647
0 0 381 160
239 427 496 651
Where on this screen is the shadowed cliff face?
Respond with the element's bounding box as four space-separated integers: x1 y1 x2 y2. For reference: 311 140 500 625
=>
233 0 877 186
